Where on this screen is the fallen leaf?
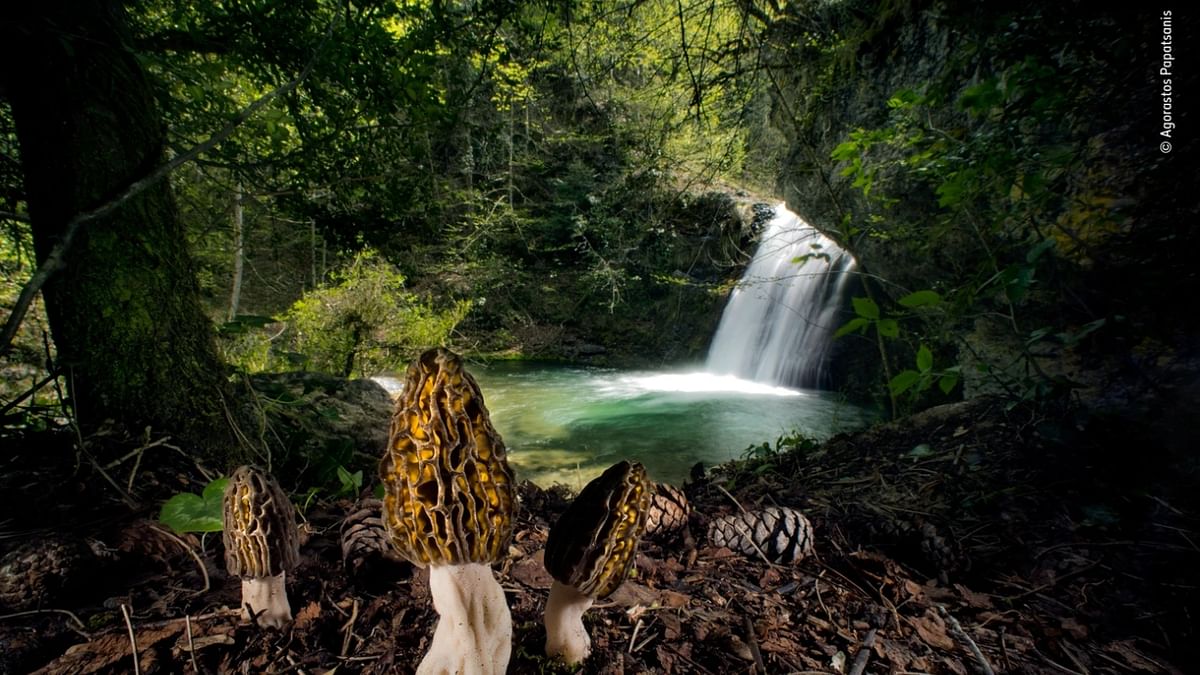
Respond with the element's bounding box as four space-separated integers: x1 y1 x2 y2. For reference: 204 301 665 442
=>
909 610 956 651
294 601 322 629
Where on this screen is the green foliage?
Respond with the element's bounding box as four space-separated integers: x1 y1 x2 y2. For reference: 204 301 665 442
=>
158 477 229 533
282 250 471 376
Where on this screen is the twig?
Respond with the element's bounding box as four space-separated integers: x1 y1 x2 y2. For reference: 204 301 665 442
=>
714 483 750 515
847 628 877 675
743 615 766 674
85 450 139 508
185 614 200 673
628 617 643 654
937 605 995 675
149 524 211 594
120 603 141 675
0 608 91 639
340 598 359 657
0 368 61 417
103 434 171 470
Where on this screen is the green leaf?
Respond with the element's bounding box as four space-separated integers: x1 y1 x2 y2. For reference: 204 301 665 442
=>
831 140 859 161
337 465 363 494
889 370 921 396
916 345 934 372
851 296 880 320
159 477 229 534
897 290 942 308
938 372 959 394
834 317 871 338
876 318 900 337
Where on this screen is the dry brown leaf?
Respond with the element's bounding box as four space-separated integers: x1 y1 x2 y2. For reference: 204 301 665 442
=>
953 583 994 609
909 609 956 651
294 600 322 629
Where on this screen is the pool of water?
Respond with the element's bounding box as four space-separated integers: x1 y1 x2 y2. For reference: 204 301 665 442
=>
374 361 875 489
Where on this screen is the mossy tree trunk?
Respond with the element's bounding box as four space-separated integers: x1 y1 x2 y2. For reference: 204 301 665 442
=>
5 1 248 460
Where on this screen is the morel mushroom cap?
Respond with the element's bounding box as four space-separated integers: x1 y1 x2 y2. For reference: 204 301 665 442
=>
707 505 813 564
222 465 300 628
542 460 652 664
379 347 517 675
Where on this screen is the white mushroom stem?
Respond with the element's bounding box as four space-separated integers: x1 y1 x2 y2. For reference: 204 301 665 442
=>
419 562 512 675
240 572 292 628
544 579 595 665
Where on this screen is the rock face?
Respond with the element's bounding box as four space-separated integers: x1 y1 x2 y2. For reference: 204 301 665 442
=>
248 372 393 480
756 1 1197 406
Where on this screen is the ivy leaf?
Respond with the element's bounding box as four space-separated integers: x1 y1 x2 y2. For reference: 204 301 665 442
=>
898 290 942 308
834 317 871 338
916 345 934 372
159 477 229 534
889 370 921 396
851 296 880 320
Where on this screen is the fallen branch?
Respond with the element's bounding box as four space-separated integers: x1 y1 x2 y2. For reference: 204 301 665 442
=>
847 628 877 675
937 605 995 675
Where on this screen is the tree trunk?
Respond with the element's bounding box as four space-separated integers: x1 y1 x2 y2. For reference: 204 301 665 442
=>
4 0 248 461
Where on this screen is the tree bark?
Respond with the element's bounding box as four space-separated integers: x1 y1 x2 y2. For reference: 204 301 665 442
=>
4 0 248 460
228 184 245 322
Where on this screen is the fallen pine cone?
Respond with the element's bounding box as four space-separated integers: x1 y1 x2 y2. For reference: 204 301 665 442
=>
644 482 690 538
340 497 403 573
707 506 813 564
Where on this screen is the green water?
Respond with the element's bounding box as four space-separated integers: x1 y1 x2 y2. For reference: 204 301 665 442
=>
376 362 875 489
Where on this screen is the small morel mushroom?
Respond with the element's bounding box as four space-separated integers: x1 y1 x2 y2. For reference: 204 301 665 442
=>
707 505 813 564
379 348 517 675
643 482 690 538
542 460 652 665
222 465 300 628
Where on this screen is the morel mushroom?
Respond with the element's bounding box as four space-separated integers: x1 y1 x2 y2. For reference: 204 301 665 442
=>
707 506 813 564
542 460 652 665
379 348 517 675
223 465 300 628
644 482 690 538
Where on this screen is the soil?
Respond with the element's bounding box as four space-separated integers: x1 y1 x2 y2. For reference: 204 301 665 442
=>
1 396 1195 674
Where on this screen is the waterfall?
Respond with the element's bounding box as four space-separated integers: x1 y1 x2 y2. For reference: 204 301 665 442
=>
706 204 855 389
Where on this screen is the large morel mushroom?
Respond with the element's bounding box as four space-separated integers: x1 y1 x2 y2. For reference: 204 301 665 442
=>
379 348 517 675
542 460 652 665
222 465 300 628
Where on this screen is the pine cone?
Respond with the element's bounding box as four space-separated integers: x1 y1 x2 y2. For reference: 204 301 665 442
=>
644 483 690 537
707 506 814 564
340 498 402 572
0 537 97 611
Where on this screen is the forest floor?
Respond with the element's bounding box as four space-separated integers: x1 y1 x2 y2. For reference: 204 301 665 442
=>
1 396 1196 674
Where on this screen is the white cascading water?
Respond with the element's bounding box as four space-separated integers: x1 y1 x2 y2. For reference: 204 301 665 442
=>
706 203 855 389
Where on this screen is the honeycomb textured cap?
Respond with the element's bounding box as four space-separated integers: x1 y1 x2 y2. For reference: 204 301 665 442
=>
544 461 651 599
379 348 516 567
222 465 300 578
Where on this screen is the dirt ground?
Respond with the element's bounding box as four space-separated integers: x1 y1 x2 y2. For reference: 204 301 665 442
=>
1 396 1195 674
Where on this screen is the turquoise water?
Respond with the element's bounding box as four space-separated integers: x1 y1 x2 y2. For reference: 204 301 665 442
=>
375 362 875 489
